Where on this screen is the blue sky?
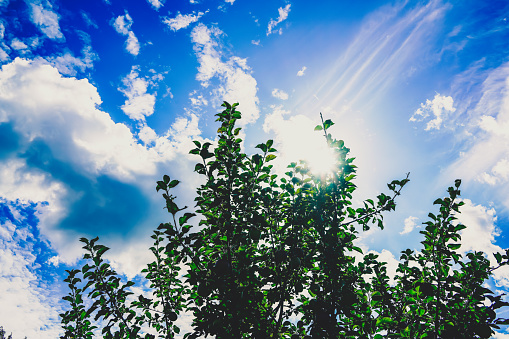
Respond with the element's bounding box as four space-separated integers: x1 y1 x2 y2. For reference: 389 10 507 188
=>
0 0 509 337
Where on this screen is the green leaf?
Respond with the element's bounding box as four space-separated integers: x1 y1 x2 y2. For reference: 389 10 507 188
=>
266 154 277 162
323 119 335 130
447 243 461 250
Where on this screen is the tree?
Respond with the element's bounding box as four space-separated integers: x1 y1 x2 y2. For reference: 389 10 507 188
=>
0 327 13 339
60 101 509 338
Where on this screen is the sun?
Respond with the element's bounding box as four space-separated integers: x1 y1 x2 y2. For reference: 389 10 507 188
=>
272 115 339 177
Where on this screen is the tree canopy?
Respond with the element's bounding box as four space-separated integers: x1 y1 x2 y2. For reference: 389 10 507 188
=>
60 102 509 338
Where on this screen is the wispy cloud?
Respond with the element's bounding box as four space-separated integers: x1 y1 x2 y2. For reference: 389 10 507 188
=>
112 11 140 56
298 0 450 113
28 2 64 40
441 62 509 210
267 4 291 36
163 11 207 31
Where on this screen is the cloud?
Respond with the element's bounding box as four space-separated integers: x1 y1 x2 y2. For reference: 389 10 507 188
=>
295 0 450 115
0 58 207 272
455 199 509 288
44 45 98 76
162 11 206 31
119 66 157 121
28 2 64 40
147 0 164 10
267 4 291 36
442 62 509 210
112 11 140 56
10 38 28 50
400 216 418 234
409 93 456 130
272 88 288 100
190 23 259 126
297 66 307 77
0 199 63 338
81 11 98 29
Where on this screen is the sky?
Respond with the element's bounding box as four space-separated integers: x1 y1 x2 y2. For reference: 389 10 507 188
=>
0 0 509 337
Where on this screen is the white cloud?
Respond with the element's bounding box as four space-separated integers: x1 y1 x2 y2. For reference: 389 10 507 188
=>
112 12 140 56
272 88 288 100
81 11 98 29
44 45 98 76
0 58 206 267
455 199 509 288
297 66 307 76
119 66 157 121
29 3 64 40
147 0 164 10
409 93 456 130
267 4 291 36
443 62 509 210
191 23 259 126
400 216 418 234
251 39 260 45
0 202 62 338
162 11 206 31
10 38 28 50
0 46 9 62
225 0 235 3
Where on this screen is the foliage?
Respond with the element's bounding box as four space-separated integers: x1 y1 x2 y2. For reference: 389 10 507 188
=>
0 327 13 339
60 101 509 338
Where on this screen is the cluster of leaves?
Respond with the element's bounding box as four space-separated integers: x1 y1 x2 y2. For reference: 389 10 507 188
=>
0 327 13 339
61 102 509 338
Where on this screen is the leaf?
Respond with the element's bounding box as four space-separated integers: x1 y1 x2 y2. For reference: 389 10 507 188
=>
168 179 180 189
314 125 323 131
323 119 335 130
266 154 277 162
447 243 461 250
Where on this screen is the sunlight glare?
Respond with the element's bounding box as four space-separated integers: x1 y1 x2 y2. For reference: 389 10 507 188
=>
271 114 338 177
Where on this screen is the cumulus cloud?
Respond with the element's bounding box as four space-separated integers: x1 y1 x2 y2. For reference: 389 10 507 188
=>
112 11 140 56
163 11 206 31
272 88 288 100
190 23 259 126
28 2 64 40
0 58 206 270
456 199 509 288
409 93 456 130
400 216 418 235
267 4 291 36
119 66 157 121
147 0 164 10
297 66 307 76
